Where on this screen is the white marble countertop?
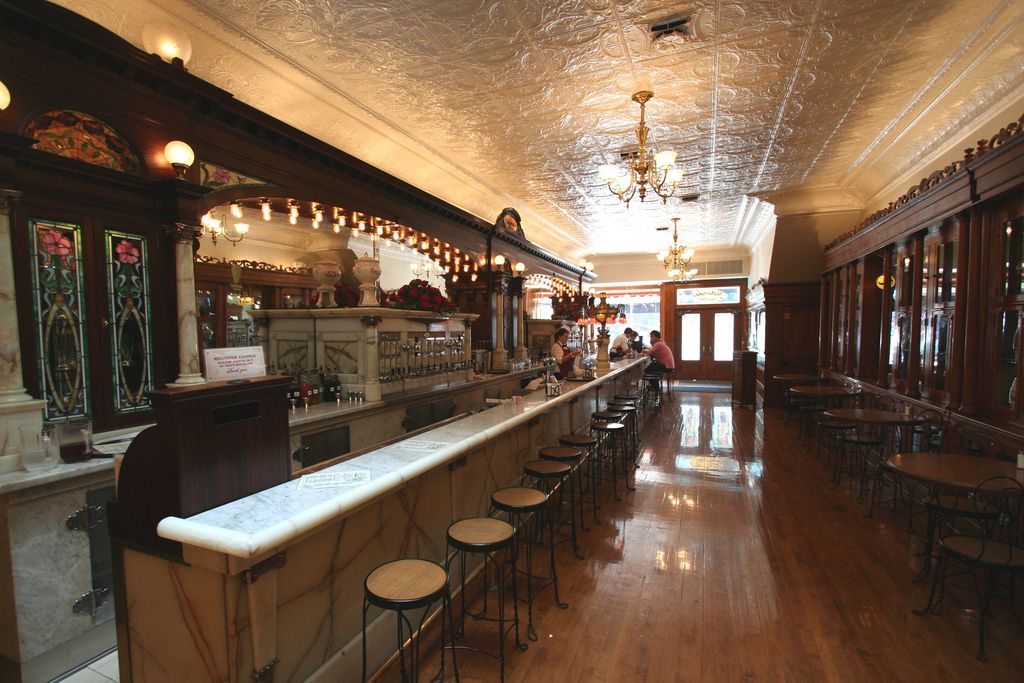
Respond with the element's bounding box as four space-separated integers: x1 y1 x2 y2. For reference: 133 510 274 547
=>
0 427 145 496
0 456 114 496
158 358 645 560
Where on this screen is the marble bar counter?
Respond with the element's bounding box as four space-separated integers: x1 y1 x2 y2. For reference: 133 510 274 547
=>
0 425 145 683
285 365 544 468
115 358 646 683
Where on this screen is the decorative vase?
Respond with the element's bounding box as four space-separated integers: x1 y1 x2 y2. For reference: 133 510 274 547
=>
353 255 382 307
311 260 342 308
596 329 610 370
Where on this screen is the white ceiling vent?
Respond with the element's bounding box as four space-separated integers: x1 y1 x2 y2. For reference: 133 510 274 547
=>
689 259 744 277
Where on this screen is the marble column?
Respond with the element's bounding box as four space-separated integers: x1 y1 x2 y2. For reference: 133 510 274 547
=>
491 280 507 370
0 190 45 473
0 190 33 404
168 223 205 386
362 316 382 402
463 326 474 382
514 290 527 361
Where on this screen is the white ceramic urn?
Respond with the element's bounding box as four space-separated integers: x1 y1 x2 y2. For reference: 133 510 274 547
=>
353 255 381 306
312 259 341 307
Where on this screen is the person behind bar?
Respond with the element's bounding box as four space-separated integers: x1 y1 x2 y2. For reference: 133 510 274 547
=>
609 327 636 359
643 330 675 395
551 327 581 379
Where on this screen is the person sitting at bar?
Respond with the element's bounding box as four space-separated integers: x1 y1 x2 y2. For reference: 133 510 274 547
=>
642 330 675 395
609 327 636 359
551 327 581 379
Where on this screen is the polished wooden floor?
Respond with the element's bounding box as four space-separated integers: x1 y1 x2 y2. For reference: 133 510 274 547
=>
384 391 1024 682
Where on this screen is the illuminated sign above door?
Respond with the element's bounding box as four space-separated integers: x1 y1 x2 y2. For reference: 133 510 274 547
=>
675 285 741 306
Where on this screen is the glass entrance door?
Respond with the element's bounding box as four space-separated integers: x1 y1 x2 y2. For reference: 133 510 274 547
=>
676 309 736 381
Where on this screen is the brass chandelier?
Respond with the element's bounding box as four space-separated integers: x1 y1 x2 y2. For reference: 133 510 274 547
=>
598 91 684 205
657 217 697 281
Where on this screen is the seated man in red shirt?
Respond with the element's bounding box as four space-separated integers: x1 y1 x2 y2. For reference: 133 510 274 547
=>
643 330 675 395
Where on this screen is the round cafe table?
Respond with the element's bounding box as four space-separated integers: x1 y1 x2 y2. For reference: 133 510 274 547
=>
773 372 821 383
823 408 921 452
790 385 861 404
887 452 1024 580
886 452 1024 490
822 408 922 427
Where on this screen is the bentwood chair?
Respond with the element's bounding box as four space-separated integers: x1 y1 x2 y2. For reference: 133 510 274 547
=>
914 476 1024 662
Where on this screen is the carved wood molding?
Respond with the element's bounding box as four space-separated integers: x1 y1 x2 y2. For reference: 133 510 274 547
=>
0 188 22 215
167 222 203 243
826 112 1024 252
194 254 312 275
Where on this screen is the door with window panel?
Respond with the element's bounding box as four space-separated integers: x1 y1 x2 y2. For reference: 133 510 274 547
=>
20 210 166 429
676 309 736 381
921 225 958 401
990 213 1024 419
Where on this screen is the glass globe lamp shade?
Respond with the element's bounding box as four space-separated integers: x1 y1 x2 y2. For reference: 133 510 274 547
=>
142 22 193 64
0 80 10 111
654 150 677 170
163 140 195 178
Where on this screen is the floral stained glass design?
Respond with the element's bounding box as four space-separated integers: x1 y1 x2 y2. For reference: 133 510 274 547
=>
198 160 268 189
106 231 154 414
25 110 141 175
30 220 90 419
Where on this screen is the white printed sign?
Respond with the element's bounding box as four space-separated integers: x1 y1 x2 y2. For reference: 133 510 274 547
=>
203 346 267 381
400 440 448 453
298 469 371 490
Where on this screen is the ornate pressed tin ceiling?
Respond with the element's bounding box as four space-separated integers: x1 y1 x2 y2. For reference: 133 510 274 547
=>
57 0 1024 261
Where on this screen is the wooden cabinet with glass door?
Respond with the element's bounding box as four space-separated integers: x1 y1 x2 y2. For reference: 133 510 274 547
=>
987 204 1024 420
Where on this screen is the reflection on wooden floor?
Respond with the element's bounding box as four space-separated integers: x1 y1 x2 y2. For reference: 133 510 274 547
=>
385 393 1024 682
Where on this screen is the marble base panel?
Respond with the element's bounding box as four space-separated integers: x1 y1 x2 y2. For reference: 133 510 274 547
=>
122 361 645 682
121 424 538 683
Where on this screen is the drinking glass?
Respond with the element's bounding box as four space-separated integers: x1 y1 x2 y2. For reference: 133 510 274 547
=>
19 424 58 471
54 418 93 463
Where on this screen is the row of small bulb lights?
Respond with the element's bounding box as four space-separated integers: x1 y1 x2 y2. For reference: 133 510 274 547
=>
203 199 549 284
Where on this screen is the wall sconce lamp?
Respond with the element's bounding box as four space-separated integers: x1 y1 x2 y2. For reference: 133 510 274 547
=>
163 140 195 179
0 80 10 111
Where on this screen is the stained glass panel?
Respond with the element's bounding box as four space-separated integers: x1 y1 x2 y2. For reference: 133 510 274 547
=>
25 110 141 175
106 230 153 414
29 220 89 419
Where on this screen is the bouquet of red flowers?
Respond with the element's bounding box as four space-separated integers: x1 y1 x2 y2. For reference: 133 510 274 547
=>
386 279 453 313
309 279 360 308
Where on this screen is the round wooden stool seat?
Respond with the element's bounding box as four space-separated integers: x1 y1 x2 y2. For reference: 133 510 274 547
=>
607 402 636 413
524 459 571 479
613 394 639 402
539 446 584 462
365 559 448 609
591 422 625 432
559 434 598 448
447 517 514 552
492 486 547 513
592 410 624 420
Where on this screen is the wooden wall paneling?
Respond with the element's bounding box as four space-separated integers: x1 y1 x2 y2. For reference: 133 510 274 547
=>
818 274 830 368
906 234 925 398
759 283 820 408
830 269 840 370
877 248 894 386
858 254 883 381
